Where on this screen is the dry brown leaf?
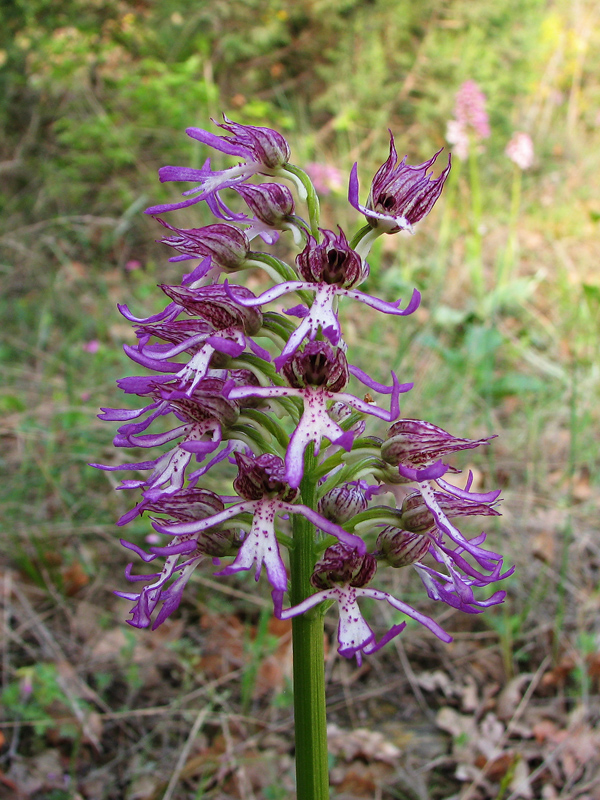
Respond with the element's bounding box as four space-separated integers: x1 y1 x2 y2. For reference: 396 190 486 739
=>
496 674 532 720
327 723 401 764
531 530 555 563
62 560 89 595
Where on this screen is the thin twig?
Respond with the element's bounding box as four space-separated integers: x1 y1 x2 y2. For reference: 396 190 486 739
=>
162 705 211 800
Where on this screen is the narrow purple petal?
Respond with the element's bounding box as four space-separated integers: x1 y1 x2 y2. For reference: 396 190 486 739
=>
348 365 413 395
340 287 421 316
398 461 449 482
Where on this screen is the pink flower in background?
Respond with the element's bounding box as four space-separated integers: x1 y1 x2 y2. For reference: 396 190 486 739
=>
505 132 534 170
305 162 344 195
446 80 490 160
126 259 142 271
83 340 100 354
445 120 470 161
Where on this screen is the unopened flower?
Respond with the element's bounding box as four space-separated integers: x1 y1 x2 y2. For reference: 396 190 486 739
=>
145 116 291 216
349 133 451 233
318 481 369 525
234 182 299 244
376 527 430 567
505 132 534 170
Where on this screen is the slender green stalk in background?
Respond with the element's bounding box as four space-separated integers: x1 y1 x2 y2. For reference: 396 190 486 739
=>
497 162 523 289
467 142 485 301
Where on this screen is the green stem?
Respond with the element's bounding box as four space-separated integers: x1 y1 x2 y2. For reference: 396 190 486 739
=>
497 165 522 288
468 145 484 300
290 449 329 800
283 163 321 240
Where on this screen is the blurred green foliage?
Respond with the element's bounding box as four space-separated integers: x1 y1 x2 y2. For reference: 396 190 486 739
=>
3 0 596 274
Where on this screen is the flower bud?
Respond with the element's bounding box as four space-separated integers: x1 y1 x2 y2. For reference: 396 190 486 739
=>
235 182 294 226
376 526 430 567
318 482 368 525
197 526 243 558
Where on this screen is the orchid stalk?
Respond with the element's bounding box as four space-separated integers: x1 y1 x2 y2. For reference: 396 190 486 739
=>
94 116 510 800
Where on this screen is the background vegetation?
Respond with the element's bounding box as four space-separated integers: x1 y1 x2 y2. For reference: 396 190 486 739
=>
1 1 599 798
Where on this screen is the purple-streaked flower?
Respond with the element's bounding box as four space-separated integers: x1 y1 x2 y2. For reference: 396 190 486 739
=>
145 116 291 216
378 419 511 601
374 481 508 609
152 453 366 597
123 283 268 394
349 134 451 234
396 488 500 534
318 481 369 525
276 543 451 664
281 341 349 392
505 132 534 170
116 489 242 629
296 228 367 288
381 419 493 469
156 219 250 276
226 343 410 488
92 377 239 498
234 182 298 244
224 227 420 368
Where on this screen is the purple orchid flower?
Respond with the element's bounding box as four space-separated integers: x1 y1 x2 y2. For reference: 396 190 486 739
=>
223 227 420 368
376 418 512 597
124 283 268 394
225 343 411 488
145 116 291 216
349 133 451 233
276 543 451 665
91 377 239 498
155 219 251 282
234 182 300 245
151 454 367 598
117 489 242 629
